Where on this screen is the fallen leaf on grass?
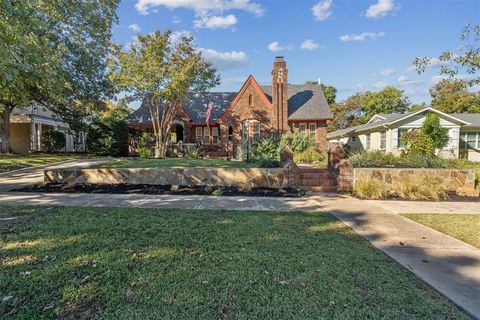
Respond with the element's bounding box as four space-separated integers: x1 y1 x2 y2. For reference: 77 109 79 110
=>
126 289 134 302
19 271 31 278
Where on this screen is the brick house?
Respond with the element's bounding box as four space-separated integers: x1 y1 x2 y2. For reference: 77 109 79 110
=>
125 56 333 158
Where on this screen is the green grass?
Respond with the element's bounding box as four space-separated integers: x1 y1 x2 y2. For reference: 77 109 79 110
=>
403 214 480 248
95 158 255 169
0 206 467 319
0 154 79 173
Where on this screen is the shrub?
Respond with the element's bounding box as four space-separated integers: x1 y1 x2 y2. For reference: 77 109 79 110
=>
279 132 317 153
252 134 281 161
41 130 66 152
394 174 448 201
86 117 127 156
258 157 280 168
184 144 203 159
348 150 399 167
294 149 326 164
354 177 389 199
401 130 435 156
137 147 152 158
422 112 448 149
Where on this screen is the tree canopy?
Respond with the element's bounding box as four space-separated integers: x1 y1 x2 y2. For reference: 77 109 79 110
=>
414 23 480 88
328 86 411 132
109 30 220 157
429 79 480 113
0 0 119 153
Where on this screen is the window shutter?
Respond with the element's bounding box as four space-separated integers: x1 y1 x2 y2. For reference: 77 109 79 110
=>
392 128 398 149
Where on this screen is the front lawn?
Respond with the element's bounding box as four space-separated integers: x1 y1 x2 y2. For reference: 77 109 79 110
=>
95 158 255 168
0 206 467 319
403 214 480 248
0 154 79 174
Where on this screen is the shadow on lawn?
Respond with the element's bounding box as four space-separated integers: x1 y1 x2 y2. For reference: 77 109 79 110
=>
0 204 476 319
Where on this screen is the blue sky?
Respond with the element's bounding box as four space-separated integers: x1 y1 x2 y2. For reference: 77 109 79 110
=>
113 0 479 106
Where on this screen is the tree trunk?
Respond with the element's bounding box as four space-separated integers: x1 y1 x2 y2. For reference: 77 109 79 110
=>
0 104 13 154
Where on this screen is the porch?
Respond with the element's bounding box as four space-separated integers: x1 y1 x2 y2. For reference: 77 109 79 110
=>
9 114 80 153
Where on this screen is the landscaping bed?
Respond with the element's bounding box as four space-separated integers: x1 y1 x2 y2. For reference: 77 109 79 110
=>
0 205 468 319
93 158 256 169
13 183 302 197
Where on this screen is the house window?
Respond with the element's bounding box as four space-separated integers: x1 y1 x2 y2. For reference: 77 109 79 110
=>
203 127 210 145
380 131 386 150
212 127 219 144
228 126 233 141
309 123 316 138
366 133 371 150
398 128 408 148
248 94 253 107
242 122 249 142
299 123 306 134
195 127 202 143
466 132 478 149
253 122 260 141
352 136 356 142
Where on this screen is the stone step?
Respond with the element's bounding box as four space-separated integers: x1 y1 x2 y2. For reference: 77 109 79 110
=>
299 179 338 186
305 186 338 192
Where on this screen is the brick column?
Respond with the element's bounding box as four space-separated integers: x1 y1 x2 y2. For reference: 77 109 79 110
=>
337 160 353 191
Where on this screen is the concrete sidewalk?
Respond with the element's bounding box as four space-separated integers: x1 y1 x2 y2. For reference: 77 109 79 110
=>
363 199 480 214
313 194 480 318
0 192 323 211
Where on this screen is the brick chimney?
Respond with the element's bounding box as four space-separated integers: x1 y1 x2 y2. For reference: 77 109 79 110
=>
272 56 289 132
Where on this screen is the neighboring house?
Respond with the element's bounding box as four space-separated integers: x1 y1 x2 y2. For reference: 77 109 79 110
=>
8 105 86 154
327 107 480 162
125 56 333 158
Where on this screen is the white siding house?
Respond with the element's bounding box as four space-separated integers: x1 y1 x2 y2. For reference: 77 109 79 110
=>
327 107 480 162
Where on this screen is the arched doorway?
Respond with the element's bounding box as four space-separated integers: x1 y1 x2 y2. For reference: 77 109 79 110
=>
174 124 184 143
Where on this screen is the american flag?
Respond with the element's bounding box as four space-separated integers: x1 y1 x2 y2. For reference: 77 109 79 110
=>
205 102 213 128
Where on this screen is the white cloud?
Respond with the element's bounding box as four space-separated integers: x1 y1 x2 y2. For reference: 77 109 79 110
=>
135 0 264 16
373 81 387 88
311 0 332 21
365 0 396 18
397 75 424 86
380 68 395 76
128 24 141 32
198 48 248 70
268 41 284 52
340 32 385 42
300 39 319 50
194 14 237 29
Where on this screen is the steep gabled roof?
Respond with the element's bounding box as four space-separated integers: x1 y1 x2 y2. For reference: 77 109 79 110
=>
260 84 333 120
125 92 237 125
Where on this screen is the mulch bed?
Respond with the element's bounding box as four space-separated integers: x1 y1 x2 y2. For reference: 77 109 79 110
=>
13 183 302 197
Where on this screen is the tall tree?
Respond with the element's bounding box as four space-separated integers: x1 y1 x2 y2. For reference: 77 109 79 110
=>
110 30 220 158
0 1 118 153
414 23 479 87
429 79 480 113
305 81 337 105
328 86 411 132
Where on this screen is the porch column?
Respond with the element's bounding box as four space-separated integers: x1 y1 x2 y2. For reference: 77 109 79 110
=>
30 121 36 151
36 123 42 151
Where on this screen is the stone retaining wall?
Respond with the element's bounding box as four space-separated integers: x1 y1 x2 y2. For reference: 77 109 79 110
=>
44 167 298 189
353 167 477 196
